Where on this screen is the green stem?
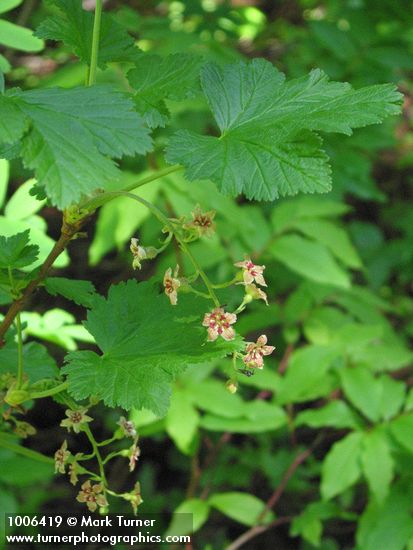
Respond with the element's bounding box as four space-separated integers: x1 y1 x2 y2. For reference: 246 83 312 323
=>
81 165 183 212
83 424 107 486
211 277 238 289
87 0 103 86
103 191 221 307
30 381 69 400
0 434 54 465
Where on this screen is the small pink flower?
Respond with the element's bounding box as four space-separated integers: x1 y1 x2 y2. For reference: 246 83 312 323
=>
163 266 180 305
202 307 237 341
234 257 267 287
243 335 275 369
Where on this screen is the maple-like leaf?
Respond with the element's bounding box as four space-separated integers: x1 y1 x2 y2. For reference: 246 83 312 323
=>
166 59 402 201
3 85 152 207
63 280 242 416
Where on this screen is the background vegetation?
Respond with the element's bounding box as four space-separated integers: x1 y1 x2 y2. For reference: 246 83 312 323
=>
1 1 412 549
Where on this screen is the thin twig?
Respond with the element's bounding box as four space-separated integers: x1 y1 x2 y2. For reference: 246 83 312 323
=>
226 434 324 550
0 215 88 346
225 516 292 550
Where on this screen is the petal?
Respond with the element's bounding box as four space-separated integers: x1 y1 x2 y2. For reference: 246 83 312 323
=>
226 312 237 324
207 327 218 341
254 273 267 287
262 345 275 356
243 272 254 285
257 335 268 346
222 327 235 341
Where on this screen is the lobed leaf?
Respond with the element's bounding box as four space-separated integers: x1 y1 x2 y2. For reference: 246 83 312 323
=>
166 59 402 201
63 280 242 416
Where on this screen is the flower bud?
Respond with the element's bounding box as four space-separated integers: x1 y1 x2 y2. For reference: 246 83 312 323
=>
226 380 238 394
5 389 30 406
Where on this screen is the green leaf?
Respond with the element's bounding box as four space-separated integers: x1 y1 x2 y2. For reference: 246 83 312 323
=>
62 280 242 416
44 277 96 308
321 432 363 500
0 0 23 14
167 499 210 536
8 85 152 207
269 234 350 288
166 388 199 455
291 501 340 546
390 413 413 453
0 20 43 52
289 219 362 269
295 401 362 430
357 482 413 550
0 230 39 269
361 429 394 504
0 159 9 208
209 492 273 526
35 0 137 68
0 94 28 145
276 345 338 405
340 368 405 422
0 338 57 383
166 59 401 201
128 53 202 128
187 379 247 418
4 178 45 220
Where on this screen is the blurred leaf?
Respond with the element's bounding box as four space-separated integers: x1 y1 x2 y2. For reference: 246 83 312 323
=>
321 432 363 500
269 235 350 289
0 20 43 52
295 401 362 430
0 159 9 208
390 413 413 454
361 428 394 504
209 492 273 526
167 499 209 535
166 388 199 455
4 179 44 220
357 482 413 550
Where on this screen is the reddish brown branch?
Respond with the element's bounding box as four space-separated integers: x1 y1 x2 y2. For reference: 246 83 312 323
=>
226 434 324 550
0 214 88 346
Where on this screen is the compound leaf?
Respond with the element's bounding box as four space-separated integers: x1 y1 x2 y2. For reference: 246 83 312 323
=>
63 280 242 416
166 59 401 201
